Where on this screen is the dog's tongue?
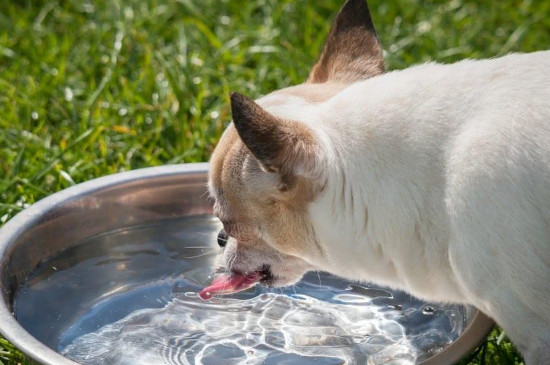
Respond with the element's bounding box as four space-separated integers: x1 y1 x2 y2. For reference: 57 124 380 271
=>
199 272 262 300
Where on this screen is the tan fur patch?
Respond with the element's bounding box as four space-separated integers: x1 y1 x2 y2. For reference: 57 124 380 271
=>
269 82 349 103
210 119 321 256
209 126 238 192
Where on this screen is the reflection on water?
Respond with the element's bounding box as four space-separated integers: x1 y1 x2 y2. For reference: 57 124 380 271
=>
15 215 467 365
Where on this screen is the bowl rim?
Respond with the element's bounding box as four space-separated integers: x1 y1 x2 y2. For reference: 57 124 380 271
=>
0 162 493 365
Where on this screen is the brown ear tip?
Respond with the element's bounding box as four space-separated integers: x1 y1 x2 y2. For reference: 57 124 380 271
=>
230 92 247 104
230 92 258 127
229 92 241 114
339 0 373 28
344 0 368 11
345 0 366 6
230 92 260 120
230 92 254 114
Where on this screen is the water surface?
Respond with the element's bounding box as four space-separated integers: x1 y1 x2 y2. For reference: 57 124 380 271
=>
15 215 467 364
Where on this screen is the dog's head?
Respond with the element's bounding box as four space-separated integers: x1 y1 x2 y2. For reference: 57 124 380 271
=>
209 0 384 287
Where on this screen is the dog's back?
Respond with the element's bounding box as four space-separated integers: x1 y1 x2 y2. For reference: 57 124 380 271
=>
442 51 550 364
315 50 550 363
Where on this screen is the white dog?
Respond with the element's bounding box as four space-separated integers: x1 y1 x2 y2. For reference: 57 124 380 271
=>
206 0 550 363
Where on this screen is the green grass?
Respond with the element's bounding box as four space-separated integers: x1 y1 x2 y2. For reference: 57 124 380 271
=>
1 0 549 363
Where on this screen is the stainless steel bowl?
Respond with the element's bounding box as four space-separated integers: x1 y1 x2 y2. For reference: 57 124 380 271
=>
0 163 493 365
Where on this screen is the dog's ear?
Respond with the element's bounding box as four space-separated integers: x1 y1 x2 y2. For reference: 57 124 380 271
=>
308 0 384 84
230 92 320 182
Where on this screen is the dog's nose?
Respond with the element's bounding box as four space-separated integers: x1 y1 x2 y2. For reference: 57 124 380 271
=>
217 229 228 247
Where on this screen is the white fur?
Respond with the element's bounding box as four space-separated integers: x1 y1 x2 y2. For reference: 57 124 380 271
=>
260 51 550 363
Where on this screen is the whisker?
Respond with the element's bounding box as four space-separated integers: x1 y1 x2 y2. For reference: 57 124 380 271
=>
196 232 217 237
181 250 220 259
200 189 212 200
226 252 237 273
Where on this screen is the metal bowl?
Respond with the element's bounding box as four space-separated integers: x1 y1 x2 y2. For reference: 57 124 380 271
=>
0 163 493 365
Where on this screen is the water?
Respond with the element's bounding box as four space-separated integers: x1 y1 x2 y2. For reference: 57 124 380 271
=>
15 215 468 365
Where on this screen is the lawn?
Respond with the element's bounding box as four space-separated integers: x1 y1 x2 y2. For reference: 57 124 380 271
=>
1 0 549 363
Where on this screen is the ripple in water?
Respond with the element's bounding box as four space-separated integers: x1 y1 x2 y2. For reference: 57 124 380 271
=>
15 216 467 365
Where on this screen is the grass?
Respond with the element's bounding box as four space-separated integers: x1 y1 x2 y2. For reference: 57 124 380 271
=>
1 0 549 363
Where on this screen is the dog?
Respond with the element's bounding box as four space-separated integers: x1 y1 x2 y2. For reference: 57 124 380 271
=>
207 0 550 363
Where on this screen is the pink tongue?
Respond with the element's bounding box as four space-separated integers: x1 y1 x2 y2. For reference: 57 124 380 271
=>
199 272 262 300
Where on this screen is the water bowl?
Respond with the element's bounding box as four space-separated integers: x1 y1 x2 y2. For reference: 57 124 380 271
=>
0 163 493 365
